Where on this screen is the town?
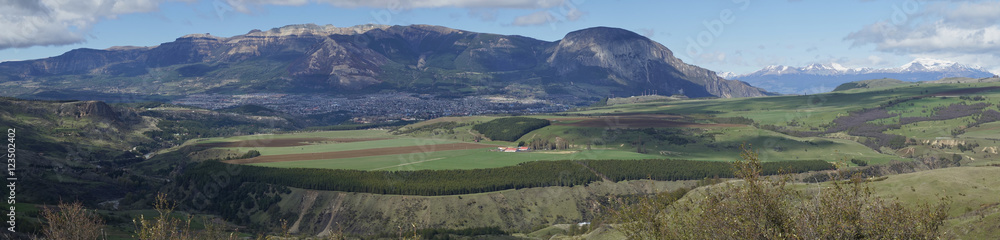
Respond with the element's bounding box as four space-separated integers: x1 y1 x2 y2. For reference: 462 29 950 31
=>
171 92 573 122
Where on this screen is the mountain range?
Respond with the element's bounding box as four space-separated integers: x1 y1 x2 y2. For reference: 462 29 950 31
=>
0 24 769 103
722 58 996 94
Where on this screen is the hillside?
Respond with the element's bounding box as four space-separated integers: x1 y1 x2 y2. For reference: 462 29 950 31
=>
0 24 769 102
832 78 907 91
274 180 692 236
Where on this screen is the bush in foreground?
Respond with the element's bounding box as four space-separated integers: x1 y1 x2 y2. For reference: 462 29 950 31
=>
604 144 950 239
41 201 105 240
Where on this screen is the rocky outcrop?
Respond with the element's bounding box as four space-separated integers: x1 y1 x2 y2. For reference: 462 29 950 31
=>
547 27 768 98
57 101 121 123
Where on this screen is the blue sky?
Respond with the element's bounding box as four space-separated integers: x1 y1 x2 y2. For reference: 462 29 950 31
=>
2 0 999 74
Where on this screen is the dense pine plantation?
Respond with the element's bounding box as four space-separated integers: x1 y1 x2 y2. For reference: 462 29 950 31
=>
180 159 834 196
472 117 550 141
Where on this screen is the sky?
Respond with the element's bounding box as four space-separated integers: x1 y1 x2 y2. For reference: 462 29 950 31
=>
1 0 999 75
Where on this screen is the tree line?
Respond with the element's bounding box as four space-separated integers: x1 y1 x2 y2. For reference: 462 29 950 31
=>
182 159 834 196
472 117 550 141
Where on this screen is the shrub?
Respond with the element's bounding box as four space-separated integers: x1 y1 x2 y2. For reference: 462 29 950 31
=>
603 144 951 239
851 158 868 166
41 202 105 240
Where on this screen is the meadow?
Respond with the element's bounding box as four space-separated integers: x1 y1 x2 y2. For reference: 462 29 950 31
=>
189 81 1000 172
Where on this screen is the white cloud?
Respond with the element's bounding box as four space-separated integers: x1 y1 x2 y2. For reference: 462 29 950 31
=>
224 0 569 11
223 0 309 13
466 8 498 21
511 10 554 26
848 21 1000 54
941 1 1000 28
564 6 583 21
315 0 566 9
508 1 585 27
0 0 583 50
0 0 182 50
845 1 1000 72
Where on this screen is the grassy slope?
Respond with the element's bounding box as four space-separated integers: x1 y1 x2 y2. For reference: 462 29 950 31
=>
578 167 1000 239
864 167 1000 238
268 180 695 236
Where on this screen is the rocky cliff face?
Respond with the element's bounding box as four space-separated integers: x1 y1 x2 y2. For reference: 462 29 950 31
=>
0 24 769 100
547 27 768 98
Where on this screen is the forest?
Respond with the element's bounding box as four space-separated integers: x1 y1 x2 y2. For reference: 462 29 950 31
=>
472 117 550 141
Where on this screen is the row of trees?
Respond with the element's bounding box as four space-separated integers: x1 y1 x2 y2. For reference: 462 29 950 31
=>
584 159 834 182
471 117 550 141
185 159 834 197
185 160 598 196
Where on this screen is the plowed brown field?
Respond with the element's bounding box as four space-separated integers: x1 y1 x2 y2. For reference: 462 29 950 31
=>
196 138 388 148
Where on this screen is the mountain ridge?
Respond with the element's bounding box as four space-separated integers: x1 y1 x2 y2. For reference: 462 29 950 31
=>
723 58 995 94
0 24 770 102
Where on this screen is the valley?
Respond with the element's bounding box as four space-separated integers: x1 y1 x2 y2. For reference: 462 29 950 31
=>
5 76 998 238
0 16 998 239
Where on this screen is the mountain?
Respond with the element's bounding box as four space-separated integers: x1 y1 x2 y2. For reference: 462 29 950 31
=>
724 58 995 94
0 24 769 103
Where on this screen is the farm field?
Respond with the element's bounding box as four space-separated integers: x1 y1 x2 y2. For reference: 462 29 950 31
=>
190 129 394 144
249 148 663 171
961 121 1000 139
213 138 462 156
224 142 498 164
192 128 665 170
189 81 1000 173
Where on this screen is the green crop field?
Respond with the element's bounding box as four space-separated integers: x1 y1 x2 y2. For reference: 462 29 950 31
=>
190 129 395 144
961 121 1000 139
250 148 662 171
886 117 976 139
218 138 461 156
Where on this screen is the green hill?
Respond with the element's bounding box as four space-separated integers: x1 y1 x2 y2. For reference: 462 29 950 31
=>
833 78 908 91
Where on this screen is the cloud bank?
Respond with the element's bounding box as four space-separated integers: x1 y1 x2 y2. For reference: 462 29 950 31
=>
1 0 586 50
845 1 1000 74
0 0 178 50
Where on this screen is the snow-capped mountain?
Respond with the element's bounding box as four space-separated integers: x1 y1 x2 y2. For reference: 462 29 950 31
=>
716 71 739 79
724 58 994 94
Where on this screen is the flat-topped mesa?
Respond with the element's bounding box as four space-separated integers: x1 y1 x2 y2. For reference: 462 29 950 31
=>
104 46 152 51
177 33 226 41
245 23 391 37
